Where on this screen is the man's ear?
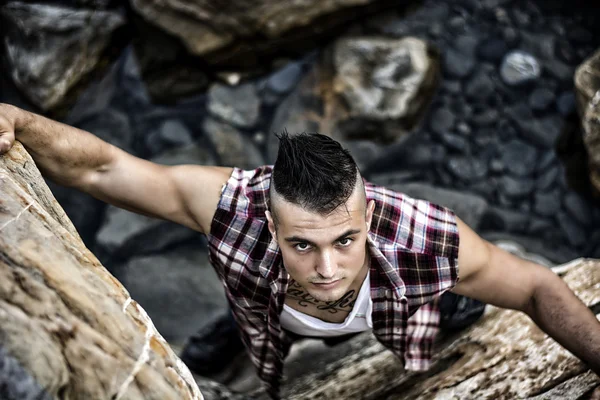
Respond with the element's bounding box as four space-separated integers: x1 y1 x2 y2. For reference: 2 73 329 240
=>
265 210 277 240
366 200 375 230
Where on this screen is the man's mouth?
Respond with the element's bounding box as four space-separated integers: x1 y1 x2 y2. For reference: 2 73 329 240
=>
311 279 341 289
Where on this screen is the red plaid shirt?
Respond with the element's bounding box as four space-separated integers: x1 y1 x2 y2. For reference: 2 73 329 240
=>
208 166 460 399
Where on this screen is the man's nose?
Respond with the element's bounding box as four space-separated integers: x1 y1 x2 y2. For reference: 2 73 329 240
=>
316 250 336 279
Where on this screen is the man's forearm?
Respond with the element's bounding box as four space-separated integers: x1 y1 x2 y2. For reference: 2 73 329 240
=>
0 103 114 187
525 269 600 375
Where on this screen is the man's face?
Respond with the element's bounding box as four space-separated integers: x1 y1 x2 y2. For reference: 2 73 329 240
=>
266 185 375 303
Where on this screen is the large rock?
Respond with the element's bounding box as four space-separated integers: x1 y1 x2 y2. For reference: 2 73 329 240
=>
0 2 125 111
269 36 438 165
332 37 438 140
0 142 203 398
130 0 394 65
575 48 600 198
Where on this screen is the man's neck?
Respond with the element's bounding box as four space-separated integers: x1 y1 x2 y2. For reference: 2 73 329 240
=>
284 253 370 320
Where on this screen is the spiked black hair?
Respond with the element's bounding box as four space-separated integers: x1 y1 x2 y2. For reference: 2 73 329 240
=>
270 131 360 217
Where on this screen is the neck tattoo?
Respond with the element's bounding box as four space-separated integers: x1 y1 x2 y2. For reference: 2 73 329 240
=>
286 281 357 314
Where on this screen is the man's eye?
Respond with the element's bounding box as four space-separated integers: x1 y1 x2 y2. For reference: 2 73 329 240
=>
294 243 311 252
338 238 353 247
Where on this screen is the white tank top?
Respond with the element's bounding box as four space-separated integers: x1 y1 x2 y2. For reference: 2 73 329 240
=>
280 273 373 337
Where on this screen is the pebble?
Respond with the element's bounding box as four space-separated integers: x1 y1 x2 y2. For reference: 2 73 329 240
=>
536 166 559 191
267 62 303 94
443 48 475 78
556 212 587 247
563 192 593 227
529 87 555 112
533 190 562 217
556 92 576 116
501 140 538 176
477 38 508 63
498 175 535 198
500 51 541 86
430 108 456 136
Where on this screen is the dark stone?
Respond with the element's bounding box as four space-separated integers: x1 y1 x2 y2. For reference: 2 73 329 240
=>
528 217 555 235
465 69 495 101
500 51 541 86
556 212 587 247
470 179 497 198
502 27 519 47
207 83 260 128
146 119 194 157
511 8 530 27
489 159 504 173
536 151 557 172
444 80 462 94
481 206 529 233
114 244 229 343
477 38 508 63
536 165 559 191
568 27 593 44
439 132 470 153
447 156 488 183
498 175 535 198
585 230 600 258
501 140 538 176
1 2 126 110
267 62 303 94
556 91 576 117
454 34 479 57
0 345 52 400
443 48 475 79
528 87 555 112
471 109 498 127
456 121 472 135
204 118 264 169
429 108 456 136
545 59 574 84
511 113 564 149
496 119 518 141
554 39 578 65
180 311 246 378
533 189 561 217
563 192 593 227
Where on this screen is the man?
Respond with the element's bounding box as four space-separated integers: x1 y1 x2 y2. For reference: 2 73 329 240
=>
0 103 599 399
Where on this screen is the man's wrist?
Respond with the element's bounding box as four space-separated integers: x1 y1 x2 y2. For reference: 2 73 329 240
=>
0 103 32 137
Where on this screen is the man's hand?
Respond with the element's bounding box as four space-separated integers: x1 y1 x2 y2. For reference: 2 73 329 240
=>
0 105 18 154
0 102 232 234
452 217 600 376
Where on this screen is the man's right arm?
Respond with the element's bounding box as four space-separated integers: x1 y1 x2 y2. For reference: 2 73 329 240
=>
0 103 232 234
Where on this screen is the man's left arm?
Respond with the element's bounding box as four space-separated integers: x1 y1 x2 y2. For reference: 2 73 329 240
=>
452 217 600 375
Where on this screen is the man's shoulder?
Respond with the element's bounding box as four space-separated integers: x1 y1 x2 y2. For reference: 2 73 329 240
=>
365 181 459 259
216 165 273 218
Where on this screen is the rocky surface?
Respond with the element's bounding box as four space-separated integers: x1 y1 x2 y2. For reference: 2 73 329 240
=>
0 143 203 399
0 2 126 111
575 48 600 197
130 0 394 62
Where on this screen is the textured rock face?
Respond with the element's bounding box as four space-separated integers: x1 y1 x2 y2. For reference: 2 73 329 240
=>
333 37 438 132
576 48 600 197
130 0 384 60
0 2 125 111
0 143 202 399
